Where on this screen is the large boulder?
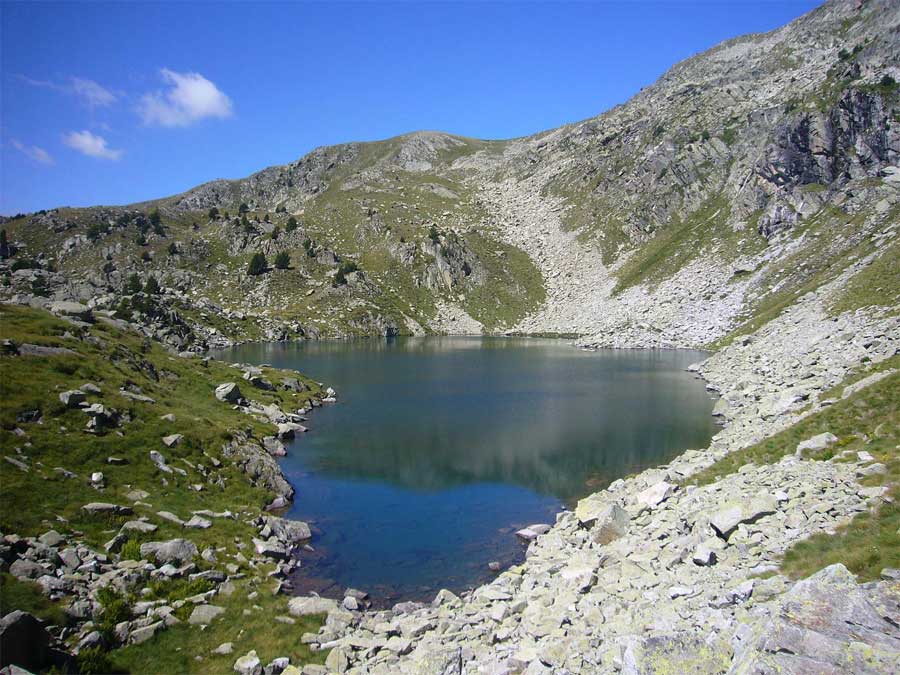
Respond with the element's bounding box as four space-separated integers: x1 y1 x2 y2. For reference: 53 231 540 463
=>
796 432 838 457
636 481 676 510
140 539 198 564
49 301 93 322
730 564 900 673
81 502 133 516
58 390 86 408
575 497 629 544
215 382 242 403
10 559 46 580
710 494 777 540
0 610 69 673
252 538 289 560
262 516 312 543
234 649 262 675
287 596 339 617
188 604 225 625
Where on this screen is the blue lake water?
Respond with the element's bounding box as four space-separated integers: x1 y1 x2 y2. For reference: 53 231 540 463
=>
217 337 715 605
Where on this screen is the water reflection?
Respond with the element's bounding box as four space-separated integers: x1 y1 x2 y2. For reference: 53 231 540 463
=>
216 337 714 601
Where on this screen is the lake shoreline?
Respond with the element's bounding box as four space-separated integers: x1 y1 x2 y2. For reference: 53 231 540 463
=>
217 338 716 606
293 296 899 673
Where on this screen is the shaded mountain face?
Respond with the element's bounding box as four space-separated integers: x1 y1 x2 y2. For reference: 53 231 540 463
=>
2 0 898 349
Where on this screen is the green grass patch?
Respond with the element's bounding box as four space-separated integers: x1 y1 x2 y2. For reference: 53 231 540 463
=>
780 489 899 582
0 303 329 671
0 572 70 626
829 233 900 316
109 577 327 674
613 193 764 294
684 371 899 487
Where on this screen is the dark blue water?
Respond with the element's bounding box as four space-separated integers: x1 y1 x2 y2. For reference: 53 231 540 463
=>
217 338 714 604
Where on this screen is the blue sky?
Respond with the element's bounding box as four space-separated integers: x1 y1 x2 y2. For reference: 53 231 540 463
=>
1 0 820 215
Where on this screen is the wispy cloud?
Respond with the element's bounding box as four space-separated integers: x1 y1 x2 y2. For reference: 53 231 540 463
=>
70 78 117 108
138 69 233 127
18 74 117 109
10 139 55 165
62 130 123 160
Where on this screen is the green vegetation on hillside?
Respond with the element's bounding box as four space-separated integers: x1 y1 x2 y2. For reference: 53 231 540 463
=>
0 303 320 545
0 304 329 670
613 194 764 294
685 364 899 582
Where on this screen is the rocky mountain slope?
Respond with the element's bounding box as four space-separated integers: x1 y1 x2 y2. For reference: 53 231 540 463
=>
1 0 899 673
2 0 898 349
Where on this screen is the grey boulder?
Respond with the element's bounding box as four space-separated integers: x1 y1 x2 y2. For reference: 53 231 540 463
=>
140 539 198 564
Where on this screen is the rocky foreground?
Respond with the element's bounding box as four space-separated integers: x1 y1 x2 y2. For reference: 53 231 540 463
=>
282 293 899 674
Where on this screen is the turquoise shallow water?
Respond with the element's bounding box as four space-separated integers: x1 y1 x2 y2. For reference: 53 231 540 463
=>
216 337 715 605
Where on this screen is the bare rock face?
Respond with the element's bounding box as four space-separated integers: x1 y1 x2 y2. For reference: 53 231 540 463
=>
731 564 900 673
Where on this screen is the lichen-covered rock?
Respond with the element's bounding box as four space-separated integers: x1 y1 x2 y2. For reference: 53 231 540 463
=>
139 539 198 564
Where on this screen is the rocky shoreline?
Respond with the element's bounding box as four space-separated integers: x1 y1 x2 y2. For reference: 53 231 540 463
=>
3 294 896 675
277 294 899 674
0 308 339 674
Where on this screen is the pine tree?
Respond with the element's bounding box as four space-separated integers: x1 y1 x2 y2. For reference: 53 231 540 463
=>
274 251 290 269
247 252 267 275
125 273 142 294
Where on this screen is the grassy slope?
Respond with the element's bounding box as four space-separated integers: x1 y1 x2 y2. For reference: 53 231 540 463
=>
685 362 899 581
0 304 328 671
611 193 765 295
712 203 897 349
2 135 544 337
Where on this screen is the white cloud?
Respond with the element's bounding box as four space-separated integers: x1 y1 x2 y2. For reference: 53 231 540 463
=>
70 78 117 108
62 130 123 160
138 69 233 127
10 139 55 165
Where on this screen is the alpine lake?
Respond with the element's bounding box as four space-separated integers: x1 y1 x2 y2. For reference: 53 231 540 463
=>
216 337 716 606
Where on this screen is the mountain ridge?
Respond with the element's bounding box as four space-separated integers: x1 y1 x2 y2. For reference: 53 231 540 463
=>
1 0 897 347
